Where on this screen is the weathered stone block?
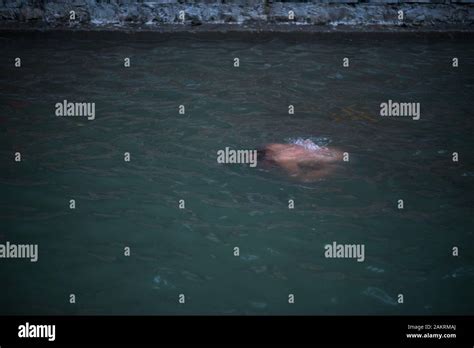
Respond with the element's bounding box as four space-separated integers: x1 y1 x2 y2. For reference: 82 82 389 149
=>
4 0 22 8
402 0 434 3
19 6 43 21
367 0 400 4
327 0 359 3
0 8 16 19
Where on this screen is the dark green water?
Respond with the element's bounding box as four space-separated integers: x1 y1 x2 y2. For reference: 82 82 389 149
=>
0 32 473 315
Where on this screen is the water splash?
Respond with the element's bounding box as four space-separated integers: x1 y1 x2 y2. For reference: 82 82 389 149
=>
286 137 331 150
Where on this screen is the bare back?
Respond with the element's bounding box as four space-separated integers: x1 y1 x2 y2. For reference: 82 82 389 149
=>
262 143 343 182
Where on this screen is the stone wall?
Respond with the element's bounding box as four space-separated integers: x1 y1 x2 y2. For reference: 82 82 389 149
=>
0 0 473 28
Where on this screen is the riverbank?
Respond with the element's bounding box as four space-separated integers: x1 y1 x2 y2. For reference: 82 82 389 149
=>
0 23 473 36
0 0 473 30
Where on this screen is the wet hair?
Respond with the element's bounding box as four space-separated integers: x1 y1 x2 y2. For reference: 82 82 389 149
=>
257 148 267 162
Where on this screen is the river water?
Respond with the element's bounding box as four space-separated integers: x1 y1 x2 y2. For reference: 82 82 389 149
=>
0 31 473 315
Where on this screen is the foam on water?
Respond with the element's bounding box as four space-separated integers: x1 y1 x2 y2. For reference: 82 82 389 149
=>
287 137 330 151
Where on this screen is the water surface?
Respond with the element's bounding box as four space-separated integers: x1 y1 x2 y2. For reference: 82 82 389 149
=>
0 32 473 315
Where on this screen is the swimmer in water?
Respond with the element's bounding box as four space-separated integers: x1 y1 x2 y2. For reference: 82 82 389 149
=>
257 139 343 182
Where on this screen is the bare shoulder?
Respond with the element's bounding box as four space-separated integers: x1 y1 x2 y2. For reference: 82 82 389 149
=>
310 147 344 163
265 143 288 153
328 147 344 161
